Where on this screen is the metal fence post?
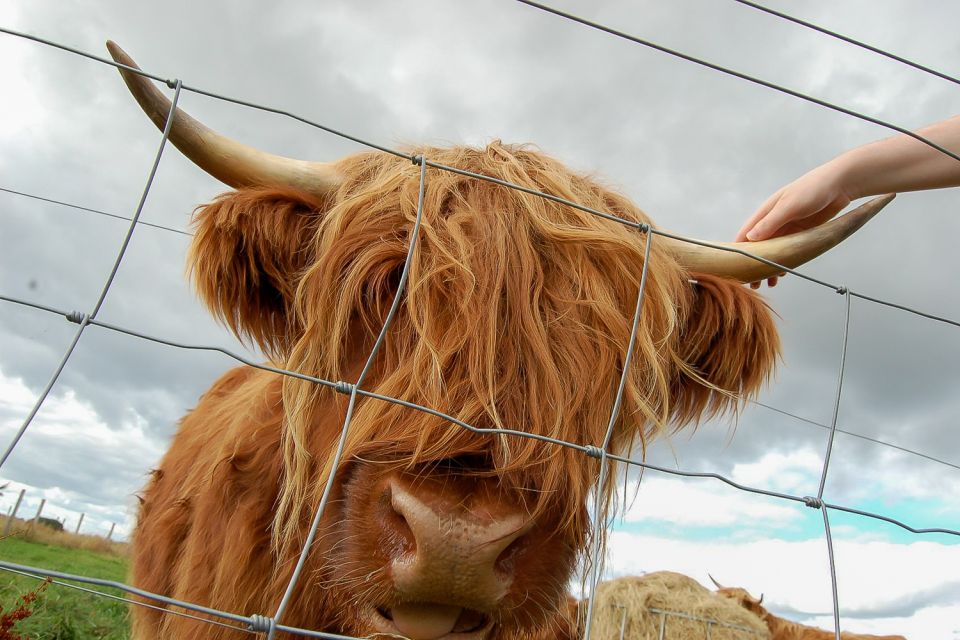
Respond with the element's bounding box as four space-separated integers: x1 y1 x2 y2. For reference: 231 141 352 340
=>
75 512 85 534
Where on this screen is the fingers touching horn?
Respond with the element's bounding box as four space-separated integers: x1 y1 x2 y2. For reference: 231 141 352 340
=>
662 194 895 283
105 41 342 199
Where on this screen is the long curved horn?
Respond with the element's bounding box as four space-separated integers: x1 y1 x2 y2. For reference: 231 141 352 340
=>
708 574 726 590
106 41 342 198
661 194 895 282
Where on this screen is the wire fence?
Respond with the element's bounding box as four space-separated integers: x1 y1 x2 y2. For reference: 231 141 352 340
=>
0 3 958 639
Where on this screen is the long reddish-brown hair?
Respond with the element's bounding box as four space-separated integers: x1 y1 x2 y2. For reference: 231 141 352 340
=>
187 141 779 562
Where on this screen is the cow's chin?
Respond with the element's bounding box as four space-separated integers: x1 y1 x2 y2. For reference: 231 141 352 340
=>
363 603 494 640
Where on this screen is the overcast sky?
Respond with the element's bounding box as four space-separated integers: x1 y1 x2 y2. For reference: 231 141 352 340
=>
0 1 958 638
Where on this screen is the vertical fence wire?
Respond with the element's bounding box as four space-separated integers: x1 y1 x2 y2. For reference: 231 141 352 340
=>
821 505 842 640
817 288 852 500
583 228 653 640
0 79 182 470
810 287 852 638
266 156 429 638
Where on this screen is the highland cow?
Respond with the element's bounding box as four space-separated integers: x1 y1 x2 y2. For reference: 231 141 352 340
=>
714 585 907 640
107 41 892 640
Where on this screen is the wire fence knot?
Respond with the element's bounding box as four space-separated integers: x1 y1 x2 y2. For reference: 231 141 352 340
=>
411 154 424 165
802 496 824 509
64 310 89 325
636 222 651 233
248 614 276 633
164 78 179 89
333 380 356 395
583 445 605 459
835 286 848 295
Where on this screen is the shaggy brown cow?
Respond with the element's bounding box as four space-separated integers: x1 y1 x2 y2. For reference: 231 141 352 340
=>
715 586 908 640
107 42 892 640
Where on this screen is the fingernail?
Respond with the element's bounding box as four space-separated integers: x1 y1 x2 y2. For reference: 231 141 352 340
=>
746 230 760 241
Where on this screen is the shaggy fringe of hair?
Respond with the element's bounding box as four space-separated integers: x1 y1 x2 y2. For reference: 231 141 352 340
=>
188 141 779 566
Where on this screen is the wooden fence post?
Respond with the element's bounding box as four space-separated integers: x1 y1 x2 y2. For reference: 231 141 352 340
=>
2 488 25 537
29 498 46 532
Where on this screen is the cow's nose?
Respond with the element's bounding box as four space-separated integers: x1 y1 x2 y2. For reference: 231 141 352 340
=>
386 478 531 607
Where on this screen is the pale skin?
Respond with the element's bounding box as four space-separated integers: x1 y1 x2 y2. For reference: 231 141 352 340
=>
738 115 960 287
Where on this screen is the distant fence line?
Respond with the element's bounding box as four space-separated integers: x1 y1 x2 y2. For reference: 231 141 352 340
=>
1 486 118 540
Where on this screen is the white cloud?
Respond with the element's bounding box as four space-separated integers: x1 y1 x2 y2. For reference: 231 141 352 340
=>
0 368 166 539
730 449 823 493
806 606 960 640
621 476 800 529
605 533 960 639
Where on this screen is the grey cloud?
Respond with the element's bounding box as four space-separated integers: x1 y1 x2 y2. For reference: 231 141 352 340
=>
775 580 960 620
1 0 959 626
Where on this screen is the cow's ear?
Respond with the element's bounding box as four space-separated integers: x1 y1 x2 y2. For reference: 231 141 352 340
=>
670 274 780 425
188 187 328 359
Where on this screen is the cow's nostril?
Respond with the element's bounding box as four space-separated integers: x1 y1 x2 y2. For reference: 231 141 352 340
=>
494 530 527 574
382 485 416 556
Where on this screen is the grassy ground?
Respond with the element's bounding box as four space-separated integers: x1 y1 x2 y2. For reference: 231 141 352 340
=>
0 533 129 639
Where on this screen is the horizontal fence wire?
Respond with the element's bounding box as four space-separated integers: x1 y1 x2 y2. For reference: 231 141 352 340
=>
0 185 192 236
0 14 958 640
0 561 357 640
512 0 960 164
748 398 960 473
7 174 959 330
2 291 957 539
730 0 960 87
2 565 250 634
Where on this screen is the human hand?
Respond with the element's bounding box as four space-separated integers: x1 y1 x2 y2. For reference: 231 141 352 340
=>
736 160 854 288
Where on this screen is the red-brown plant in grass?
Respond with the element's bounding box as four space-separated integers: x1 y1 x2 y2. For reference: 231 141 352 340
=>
0 578 51 640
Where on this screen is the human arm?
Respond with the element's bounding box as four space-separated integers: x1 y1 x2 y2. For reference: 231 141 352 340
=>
737 115 960 243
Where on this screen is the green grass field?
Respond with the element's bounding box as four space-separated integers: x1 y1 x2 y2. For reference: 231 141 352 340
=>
0 536 129 639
